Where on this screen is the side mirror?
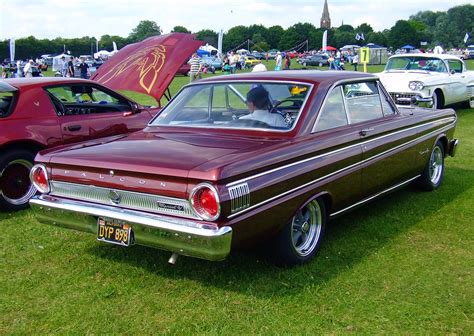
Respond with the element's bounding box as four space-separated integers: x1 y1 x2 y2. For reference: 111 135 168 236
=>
129 101 141 113
411 95 434 109
450 69 456 75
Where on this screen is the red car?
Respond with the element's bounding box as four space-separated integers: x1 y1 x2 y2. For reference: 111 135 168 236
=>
0 33 202 211
30 71 458 266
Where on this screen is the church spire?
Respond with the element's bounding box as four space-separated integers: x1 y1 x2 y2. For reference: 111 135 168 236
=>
320 0 331 29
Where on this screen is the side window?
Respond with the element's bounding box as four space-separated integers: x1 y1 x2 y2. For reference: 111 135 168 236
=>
378 83 396 116
314 86 348 132
46 85 129 116
344 81 384 123
448 60 463 73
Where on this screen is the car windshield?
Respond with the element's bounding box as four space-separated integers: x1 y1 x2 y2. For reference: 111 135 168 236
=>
151 82 312 131
385 56 447 73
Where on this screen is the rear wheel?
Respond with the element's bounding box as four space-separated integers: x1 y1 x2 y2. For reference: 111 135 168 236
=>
0 150 37 211
417 141 445 191
272 198 326 266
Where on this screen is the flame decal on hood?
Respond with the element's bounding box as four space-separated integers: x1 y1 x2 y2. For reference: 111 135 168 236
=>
97 45 166 94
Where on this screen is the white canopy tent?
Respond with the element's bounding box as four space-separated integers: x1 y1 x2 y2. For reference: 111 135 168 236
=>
199 44 219 56
94 50 112 59
52 53 73 71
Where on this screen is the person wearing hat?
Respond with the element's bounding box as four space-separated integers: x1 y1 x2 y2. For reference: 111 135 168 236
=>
275 51 282 71
240 86 287 128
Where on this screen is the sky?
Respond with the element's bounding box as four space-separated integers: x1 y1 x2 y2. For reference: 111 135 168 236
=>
0 0 470 40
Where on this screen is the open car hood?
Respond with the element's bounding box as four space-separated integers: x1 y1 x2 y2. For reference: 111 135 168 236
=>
92 33 202 101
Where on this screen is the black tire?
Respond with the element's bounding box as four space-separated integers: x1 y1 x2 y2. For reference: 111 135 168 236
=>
432 90 444 109
0 149 37 211
272 198 326 267
417 141 445 191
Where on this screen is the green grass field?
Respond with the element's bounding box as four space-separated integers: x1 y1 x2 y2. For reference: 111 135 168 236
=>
1 60 473 334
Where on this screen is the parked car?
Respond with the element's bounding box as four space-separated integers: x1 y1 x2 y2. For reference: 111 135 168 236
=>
244 56 261 67
466 45 474 59
251 52 266 60
378 53 474 109
297 54 329 67
201 56 222 70
0 33 203 211
30 71 458 266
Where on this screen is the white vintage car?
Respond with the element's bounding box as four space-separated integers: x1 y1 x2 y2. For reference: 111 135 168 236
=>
378 53 474 109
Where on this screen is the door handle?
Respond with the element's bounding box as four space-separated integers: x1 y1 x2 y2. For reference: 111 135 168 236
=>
359 128 374 136
67 125 82 131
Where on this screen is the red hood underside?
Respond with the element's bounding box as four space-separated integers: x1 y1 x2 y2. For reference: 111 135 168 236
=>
92 33 202 101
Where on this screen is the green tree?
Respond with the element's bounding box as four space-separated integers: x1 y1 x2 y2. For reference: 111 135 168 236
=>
278 27 301 50
355 23 374 34
223 25 249 51
265 25 284 49
195 29 218 47
388 20 419 49
128 20 161 43
172 26 190 33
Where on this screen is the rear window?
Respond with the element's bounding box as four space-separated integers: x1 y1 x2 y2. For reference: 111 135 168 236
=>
0 92 16 118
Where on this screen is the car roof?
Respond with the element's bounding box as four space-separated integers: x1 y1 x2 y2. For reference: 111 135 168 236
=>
390 53 464 61
3 77 94 89
197 70 377 85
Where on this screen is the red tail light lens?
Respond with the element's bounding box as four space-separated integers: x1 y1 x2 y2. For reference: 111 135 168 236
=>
190 183 220 221
30 164 50 193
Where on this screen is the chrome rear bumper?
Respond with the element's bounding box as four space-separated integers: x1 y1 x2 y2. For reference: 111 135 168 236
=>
30 195 232 261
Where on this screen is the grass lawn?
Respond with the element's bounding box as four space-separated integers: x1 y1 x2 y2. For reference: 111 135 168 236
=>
1 60 473 334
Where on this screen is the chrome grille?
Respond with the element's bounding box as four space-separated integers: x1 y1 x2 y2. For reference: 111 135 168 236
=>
228 183 250 214
389 92 416 105
50 181 199 219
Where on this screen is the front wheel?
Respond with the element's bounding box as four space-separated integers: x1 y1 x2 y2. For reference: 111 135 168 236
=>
272 198 326 267
417 141 445 191
0 150 37 211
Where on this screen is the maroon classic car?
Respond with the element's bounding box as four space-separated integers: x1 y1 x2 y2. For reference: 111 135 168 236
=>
0 33 202 211
30 71 458 266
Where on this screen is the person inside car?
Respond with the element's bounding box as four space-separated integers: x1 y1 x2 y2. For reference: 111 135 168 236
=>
240 86 287 128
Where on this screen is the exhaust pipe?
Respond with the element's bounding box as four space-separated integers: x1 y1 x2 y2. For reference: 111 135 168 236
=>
168 253 179 265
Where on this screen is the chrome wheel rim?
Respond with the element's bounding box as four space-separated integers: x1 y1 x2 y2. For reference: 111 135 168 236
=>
291 200 322 257
0 159 36 205
429 146 443 185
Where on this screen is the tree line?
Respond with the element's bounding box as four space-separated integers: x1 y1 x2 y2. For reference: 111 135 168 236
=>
1 4 472 61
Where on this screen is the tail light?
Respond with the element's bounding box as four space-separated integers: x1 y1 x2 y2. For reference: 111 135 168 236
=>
190 183 220 221
30 164 50 193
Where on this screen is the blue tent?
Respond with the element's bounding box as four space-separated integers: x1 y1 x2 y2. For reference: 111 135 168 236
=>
402 45 415 49
196 49 210 57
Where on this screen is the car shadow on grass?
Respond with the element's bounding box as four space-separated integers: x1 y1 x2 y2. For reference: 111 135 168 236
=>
85 166 472 298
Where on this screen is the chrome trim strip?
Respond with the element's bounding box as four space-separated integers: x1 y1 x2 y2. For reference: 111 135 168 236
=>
329 175 421 217
227 121 454 219
49 181 199 220
227 117 455 188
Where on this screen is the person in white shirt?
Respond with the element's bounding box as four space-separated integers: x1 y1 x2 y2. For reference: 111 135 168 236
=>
240 86 287 128
275 51 282 71
23 60 33 78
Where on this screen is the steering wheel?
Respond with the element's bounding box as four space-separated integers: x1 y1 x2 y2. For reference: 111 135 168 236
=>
272 99 303 110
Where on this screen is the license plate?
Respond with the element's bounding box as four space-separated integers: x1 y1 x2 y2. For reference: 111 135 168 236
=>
97 217 131 246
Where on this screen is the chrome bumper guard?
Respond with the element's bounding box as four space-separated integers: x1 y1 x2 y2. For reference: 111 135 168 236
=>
30 195 232 261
